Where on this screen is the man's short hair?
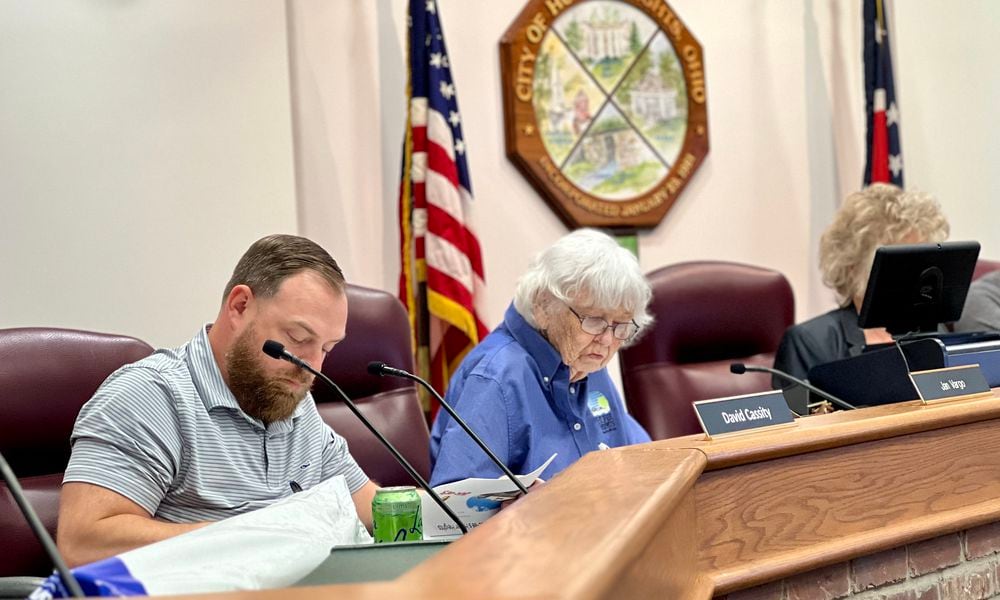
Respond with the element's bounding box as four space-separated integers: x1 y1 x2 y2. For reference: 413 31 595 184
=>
223 234 345 302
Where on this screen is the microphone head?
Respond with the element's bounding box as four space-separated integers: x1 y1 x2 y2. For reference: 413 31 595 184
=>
730 363 747 375
367 361 387 376
262 340 285 360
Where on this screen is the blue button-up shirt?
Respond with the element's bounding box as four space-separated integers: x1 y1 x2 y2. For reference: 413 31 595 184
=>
429 304 650 486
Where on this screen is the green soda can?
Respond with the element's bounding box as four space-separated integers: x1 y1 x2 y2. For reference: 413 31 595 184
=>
372 486 422 543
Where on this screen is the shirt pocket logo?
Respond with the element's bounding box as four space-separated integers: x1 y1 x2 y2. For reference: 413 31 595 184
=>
587 391 611 417
588 391 617 434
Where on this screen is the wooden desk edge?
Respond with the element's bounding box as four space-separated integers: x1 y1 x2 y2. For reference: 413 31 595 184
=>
654 392 1000 470
399 447 708 600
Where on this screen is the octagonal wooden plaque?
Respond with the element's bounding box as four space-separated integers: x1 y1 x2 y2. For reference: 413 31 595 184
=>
500 0 708 229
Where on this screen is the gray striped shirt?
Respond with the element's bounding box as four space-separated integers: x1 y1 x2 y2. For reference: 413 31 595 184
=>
64 326 368 523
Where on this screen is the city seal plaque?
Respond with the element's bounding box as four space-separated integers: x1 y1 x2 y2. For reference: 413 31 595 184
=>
500 0 709 228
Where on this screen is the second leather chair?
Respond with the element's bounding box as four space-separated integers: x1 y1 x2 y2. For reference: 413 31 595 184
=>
313 284 430 487
619 261 795 440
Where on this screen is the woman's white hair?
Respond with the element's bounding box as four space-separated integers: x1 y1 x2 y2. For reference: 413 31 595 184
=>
513 229 653 343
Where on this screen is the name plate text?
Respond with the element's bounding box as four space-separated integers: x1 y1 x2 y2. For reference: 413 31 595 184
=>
910 364 993 403
694 390 796 439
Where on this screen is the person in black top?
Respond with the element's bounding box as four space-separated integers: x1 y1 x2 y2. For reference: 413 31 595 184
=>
773 184 950 387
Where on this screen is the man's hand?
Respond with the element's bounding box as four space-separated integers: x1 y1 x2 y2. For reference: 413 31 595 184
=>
351 480 379 531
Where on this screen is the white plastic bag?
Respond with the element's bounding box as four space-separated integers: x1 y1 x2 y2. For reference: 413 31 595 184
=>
32 476 371 597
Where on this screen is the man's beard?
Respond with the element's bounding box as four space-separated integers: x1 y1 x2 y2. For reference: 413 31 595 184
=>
226 326 312 425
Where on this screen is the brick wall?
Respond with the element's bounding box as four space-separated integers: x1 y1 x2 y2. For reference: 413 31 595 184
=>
716 522 1000 600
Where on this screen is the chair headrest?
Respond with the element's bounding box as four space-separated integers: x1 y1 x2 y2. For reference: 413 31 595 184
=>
0 327 153 476
626 261 794 366
314 284 415 402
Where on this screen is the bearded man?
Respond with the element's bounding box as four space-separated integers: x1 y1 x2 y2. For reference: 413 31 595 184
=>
57 235 378 567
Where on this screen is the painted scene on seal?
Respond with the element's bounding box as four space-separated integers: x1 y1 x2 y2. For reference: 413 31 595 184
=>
532 1 688 201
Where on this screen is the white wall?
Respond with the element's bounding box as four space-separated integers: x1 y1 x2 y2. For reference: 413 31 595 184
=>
286 1 398 292
0 1 297 347
893 1 1000 253
2 0 999 354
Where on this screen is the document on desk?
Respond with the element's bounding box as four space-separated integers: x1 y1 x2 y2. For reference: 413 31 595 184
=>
421 454 556 539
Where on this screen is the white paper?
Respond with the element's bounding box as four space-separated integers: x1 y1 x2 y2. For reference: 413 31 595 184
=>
421 454 556 539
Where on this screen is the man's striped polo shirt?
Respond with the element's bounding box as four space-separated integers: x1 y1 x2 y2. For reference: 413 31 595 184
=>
64 326 368 523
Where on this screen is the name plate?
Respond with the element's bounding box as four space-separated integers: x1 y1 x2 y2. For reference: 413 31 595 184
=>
693 390 796 439
910 364 993 403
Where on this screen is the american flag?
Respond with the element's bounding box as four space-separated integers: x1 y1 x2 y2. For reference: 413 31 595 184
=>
863 0 903 186
399 0 488 414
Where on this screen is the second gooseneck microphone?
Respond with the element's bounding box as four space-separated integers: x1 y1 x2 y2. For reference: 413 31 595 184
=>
368 361 529 496
261 340 468 534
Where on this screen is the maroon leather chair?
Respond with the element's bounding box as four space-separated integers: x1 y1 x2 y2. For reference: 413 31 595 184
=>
619 262 795 440
0 328 153 576
312 284 429 487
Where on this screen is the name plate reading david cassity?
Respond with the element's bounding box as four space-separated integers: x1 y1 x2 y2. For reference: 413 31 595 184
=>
910 364 993 403
693 390 796 439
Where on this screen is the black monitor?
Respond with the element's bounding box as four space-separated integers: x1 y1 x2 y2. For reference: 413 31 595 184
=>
858 241 980 335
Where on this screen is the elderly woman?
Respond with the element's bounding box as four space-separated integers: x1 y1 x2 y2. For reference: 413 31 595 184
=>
429 229 653 486
773 183 950 382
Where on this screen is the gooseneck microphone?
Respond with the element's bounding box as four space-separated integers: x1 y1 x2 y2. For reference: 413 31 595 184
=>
261 341 468 534
368 361 530 496
730 363 857 411
0 452 84 597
